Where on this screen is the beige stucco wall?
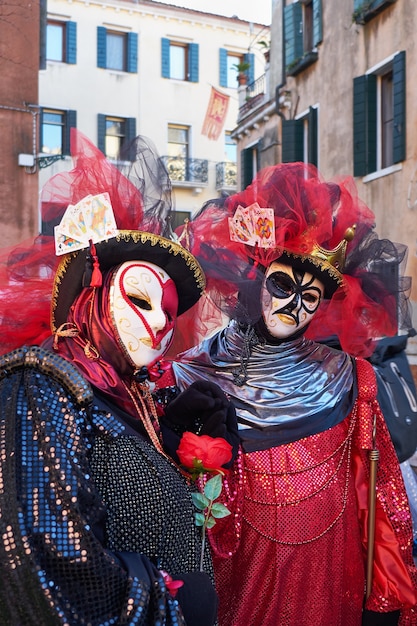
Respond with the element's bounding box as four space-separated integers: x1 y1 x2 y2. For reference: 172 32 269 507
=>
277 0 417 359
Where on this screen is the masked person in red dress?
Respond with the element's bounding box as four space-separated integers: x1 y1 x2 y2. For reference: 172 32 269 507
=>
172 162 417 626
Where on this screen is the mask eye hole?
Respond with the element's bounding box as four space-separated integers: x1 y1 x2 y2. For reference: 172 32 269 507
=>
266 272 295 299
127 294 152 311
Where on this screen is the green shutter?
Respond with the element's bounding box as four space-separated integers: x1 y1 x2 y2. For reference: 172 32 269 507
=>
313 0 322 47
353 75 367 176
219 48 228 87
284 2 303 70
64 110 77 156
97 114 106 155
127 32 138 73
307 106 318 166
241 148 254 189
353 74 377 176
66 21 77 64
244 53 255 85
189 43 199 82
97 26 106 68
393 50 406 164
161 38 170 78
281 119 304 163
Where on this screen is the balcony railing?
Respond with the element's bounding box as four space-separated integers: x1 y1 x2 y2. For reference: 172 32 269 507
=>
161 156 208 184
246 74 266 101
216 161 237 190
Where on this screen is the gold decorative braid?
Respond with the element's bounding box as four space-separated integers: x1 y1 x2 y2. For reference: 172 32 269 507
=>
116 230 206 292
0 345 94 407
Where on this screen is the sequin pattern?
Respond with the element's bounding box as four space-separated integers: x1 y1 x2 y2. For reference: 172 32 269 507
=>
208 358 417 626
0 346 194 625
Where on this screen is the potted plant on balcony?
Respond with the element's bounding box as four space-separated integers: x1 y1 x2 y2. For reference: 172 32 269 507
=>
257 39 270 63
232 61 251 86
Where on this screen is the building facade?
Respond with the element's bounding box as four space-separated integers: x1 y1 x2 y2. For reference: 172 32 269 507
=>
0 0 41 247
234 0 417 363
38 0 268 230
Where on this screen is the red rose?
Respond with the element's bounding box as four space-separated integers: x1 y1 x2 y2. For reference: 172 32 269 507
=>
177 432 233 473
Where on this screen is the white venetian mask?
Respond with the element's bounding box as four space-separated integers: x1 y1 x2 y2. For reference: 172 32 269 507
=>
110 260 178 368
261 261 324 339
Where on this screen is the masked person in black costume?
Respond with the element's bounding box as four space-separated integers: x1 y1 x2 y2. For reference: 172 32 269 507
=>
0 131 237 626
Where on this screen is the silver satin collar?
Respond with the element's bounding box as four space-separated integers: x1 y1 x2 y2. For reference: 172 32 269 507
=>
173 321 353 430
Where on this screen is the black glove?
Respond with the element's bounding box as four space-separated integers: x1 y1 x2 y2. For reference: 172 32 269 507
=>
176 571 218 626
161 380 239 467
362 609 400 626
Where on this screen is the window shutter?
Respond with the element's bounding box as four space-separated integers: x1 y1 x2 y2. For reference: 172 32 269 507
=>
97 26 107 69
313 0 323 47
284 2 303 70
244 52 255 85
64 110 77 155
353 0 363 9
393 50 406 164
353 74 377 176
189 43 199 82
161 38 170 78
307 106 318 166
39 108 45 150
241 147 254 189
97 114 106 155
281 119 304 163
124 117 137 161
66 21 77 64
353 75 367 176
219 48 228 87
127 32 138 73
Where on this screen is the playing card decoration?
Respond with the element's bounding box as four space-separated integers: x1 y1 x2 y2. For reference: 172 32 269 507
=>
229 203 275 249
54 193 118 256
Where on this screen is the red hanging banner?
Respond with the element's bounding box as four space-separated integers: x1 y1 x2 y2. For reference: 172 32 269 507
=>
201 87 230 141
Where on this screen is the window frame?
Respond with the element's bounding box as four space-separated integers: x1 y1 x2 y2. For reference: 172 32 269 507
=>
284 0 322 77
97 114 137 160
97 27 138 73
46 20 77 64
281 106 318 167
219 49 255 88
353 51 406 177
161 38 199 82
40 108 77 156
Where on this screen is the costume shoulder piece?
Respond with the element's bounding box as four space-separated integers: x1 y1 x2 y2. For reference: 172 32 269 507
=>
0 346 182 625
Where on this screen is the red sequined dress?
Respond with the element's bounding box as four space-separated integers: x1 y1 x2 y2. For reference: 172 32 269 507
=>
173 324 417 626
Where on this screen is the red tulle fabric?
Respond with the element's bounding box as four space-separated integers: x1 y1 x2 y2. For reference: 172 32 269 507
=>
208 359 417 626
0 130 146 356
174 162 408 358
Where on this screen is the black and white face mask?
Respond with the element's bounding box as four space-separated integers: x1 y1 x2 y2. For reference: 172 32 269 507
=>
261 262 324 339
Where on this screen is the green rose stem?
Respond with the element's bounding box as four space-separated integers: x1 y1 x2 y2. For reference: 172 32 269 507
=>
191 472 231 572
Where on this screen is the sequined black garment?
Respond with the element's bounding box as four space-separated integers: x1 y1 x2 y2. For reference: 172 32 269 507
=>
0 346 212 625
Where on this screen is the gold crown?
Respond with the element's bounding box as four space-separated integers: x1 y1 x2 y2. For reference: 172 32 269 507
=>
310 225 356 272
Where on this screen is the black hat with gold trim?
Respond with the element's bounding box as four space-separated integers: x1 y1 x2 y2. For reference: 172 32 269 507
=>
51 228 205 333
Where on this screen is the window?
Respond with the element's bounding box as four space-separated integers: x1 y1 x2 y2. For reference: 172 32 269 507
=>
40 108 76 155
97 27 138 73
161 39 199 82
353 0 397 24
97 115 136 160
225 131 237 162
353 51 405 176
284 0 322 76
241 143 261 189
46 20 77 64
165 125 189 181
219 50 255 88
281 106 318 166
